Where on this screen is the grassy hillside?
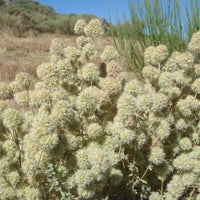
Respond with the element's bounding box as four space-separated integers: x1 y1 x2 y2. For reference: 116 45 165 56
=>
0 0 110 36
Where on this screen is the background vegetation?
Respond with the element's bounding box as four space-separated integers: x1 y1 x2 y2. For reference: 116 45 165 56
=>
0 0 111 36
113 0 200 79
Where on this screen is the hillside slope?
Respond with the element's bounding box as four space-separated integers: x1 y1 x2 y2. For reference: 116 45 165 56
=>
0 0 110 36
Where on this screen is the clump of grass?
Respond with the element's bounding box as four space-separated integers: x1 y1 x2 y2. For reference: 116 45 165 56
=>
112 0 200 79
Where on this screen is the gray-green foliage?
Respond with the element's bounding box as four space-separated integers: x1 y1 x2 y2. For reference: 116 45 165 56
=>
113 0 200 79
0 18 200 200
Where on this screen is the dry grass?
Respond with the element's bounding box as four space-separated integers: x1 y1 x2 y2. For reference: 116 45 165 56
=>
0 32 116 82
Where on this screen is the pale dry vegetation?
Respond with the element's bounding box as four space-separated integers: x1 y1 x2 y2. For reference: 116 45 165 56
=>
0 32 114 82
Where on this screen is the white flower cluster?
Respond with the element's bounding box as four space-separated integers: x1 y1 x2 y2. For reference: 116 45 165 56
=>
1 19 200 200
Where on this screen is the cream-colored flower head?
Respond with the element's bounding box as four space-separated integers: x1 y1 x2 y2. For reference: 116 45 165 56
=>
2 108 24 131
191 78 200 94
144 46 155 65
117 92 137 119
63 46 80 62
99 77 122 97
100 45 118 62
14 91 29 106
51 87 68 103
173 153 193 170
149 192 162 200
51 100 74 127
179 137 192 151
156 120 171 140
87 123 103 139
0 82 12 100
158 71 174 88
181 173 196 187
175 52 194 71
151 45 168 66
74 19 86 35
15 72 33 89
106 61 123 78
193 64 200 77
136 94 152 112
161 86 181 100
50 38 64 55
34 81 46 90
172 70 191 86
188 31 200 54
9 80 23 93
124 79 142 97
142 65 159 82
56 59 77 84
30 89 52 107
163 57 179 72
76 86 100 115
175 118 188 131
37 62 58 84
166 175 184 199
81 63 99 83
31 113 56 136
76 36 92 48
84 18 104 37
0 100 6 116
149 146 165 165
152 93 168 112
82 43 98 60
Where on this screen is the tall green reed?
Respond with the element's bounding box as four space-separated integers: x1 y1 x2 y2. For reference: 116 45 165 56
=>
112 0 200 80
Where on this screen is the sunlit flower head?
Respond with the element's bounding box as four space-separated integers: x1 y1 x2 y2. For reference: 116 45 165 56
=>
81 63 100 83
63 46 81 62
100 45 118 62
188 31 200 54
84 18 104 37
0 82 12 100
76 36 92 48
74 19 86 35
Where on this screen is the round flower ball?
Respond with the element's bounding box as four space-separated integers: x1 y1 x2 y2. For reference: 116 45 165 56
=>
76 86 100 115
50 38 63 55
151 45 168 66
2 108 24 131
82 43 98 60
144 46 155 65
81 63 100 83
188 31 200 54
101 45 118 62
124 79 142 97
106 60 123 78
0 82 12 100
142 65 159 83
76 36 92 48
175 52 194 71
74 19 86 35
63 46 80 62
99 77 122 97
14 91 29 106
179 137 192 151
148 146 165 165
87 123 103 139
15 72 33 89
84 18 104 38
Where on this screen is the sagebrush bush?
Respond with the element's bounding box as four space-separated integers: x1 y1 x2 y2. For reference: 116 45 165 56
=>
0 17 200 200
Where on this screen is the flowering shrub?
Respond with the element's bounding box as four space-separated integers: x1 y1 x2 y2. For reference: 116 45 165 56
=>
0 18 200 200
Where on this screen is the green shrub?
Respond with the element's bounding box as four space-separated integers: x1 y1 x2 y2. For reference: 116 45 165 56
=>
1 18 200 200
0 0 111 36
